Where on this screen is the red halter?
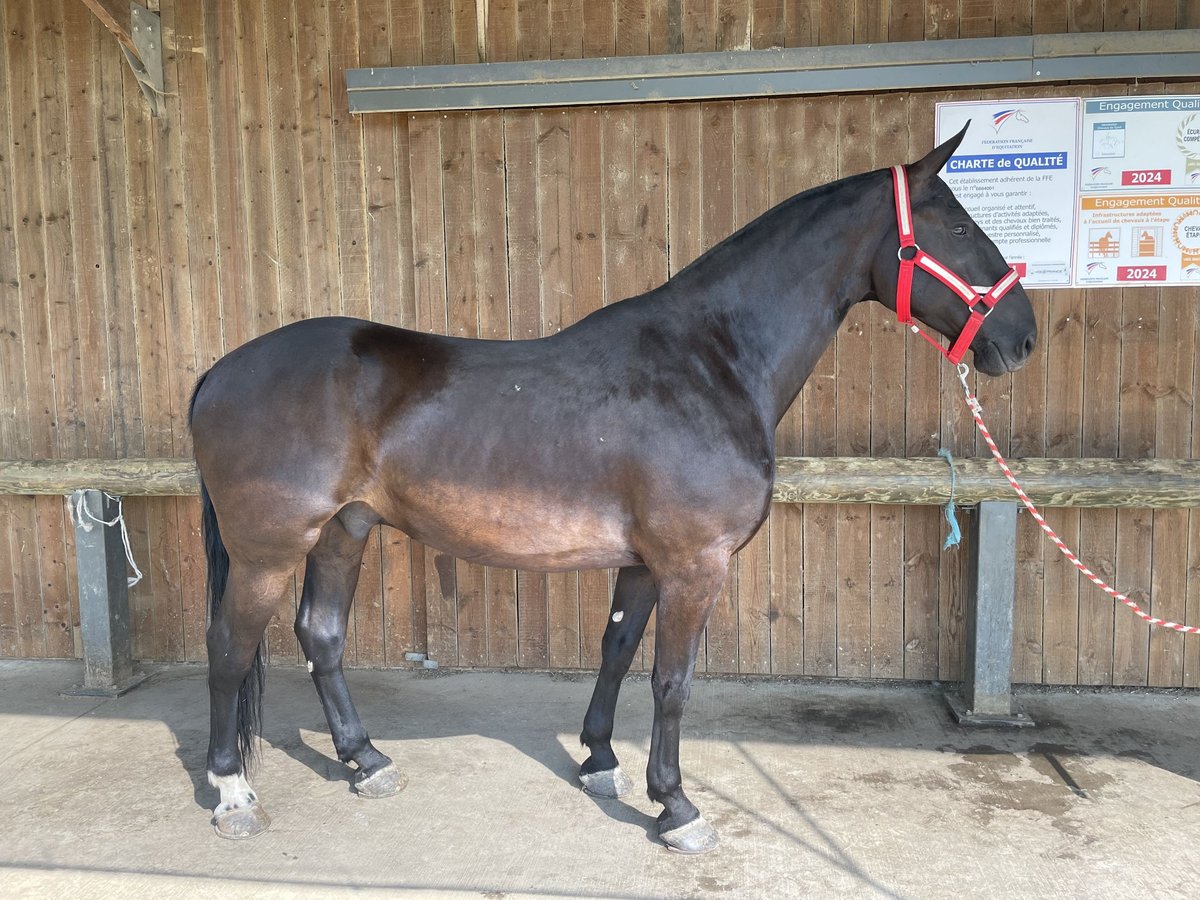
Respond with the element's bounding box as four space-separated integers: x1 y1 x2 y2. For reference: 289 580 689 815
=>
891 165 1022 365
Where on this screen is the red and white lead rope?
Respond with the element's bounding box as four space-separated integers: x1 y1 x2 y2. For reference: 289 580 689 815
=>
954 362 1200 635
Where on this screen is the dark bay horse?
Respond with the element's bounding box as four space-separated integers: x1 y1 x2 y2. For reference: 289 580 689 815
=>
189 126 1036 851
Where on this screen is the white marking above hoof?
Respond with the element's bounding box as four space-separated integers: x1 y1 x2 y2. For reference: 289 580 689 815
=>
578 765 634 798
208 771 258 815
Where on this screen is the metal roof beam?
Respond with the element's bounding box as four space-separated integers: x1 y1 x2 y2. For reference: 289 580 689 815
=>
347 29 1200 114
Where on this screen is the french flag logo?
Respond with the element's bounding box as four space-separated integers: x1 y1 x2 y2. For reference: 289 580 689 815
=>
1087 262 1107 274
1091 166 1111 178
991 109 1029 131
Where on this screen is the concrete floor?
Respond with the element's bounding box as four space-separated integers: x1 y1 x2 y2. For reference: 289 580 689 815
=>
2 660 1199 900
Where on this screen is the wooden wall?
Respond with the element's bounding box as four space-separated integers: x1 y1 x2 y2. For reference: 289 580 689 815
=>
2 0 1199 687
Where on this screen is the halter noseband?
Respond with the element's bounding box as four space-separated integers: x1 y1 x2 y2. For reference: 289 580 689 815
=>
891 165 1021 365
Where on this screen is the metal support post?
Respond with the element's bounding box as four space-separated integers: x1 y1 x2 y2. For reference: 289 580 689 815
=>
63 490 147 697
945 501 1032 726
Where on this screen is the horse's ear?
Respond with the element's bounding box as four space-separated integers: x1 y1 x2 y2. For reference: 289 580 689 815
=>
908 121 969 188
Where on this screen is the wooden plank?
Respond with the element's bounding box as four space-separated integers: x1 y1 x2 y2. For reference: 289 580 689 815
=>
799 95 839 678
34 0 86 460
995 0 1033 35
0 500 21 655
120 21 177 661
715 0 750 50
615 0 650 56
867 92 907 680
352 529 385 667
1148 285 1195 686
1031 0 1067 37
9 456 1200 504
0 1 31 460
453 0 480 65
1041 287 1085 684
208 0 252 352
959 0 995 37
925 0 961 40
472 109 518 667
581 0 616 57
152 0 206 662
571 106 610 671
1078 287 1119 684
173 0 226 379
682 0 715 53
833 93 873 680
382 525 416 665
820 0 854 44
6 0 71 657
516 0 550 60
751 0 786 49
699 100 739 673
899 90 940 680
504 109 548 667
854 0 888 42
407 109 455 666
7 0 57 462
733 98 772 674
329 0 369 324
1009 289 1051 683
295 0 340 319
786 0 818 45
443 111 488 667
264 0 311 327
767 96 806 675
535 107 582 669
888 0 924 41
550 0 584 58
1114 284 1157 685
33 495 71 657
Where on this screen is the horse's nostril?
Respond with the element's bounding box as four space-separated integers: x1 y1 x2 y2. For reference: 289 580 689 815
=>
1022 334 1035 358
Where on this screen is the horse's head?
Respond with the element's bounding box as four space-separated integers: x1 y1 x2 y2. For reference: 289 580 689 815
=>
871 125 1037 376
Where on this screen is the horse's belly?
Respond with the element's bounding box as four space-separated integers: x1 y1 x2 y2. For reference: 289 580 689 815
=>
381 483 638 572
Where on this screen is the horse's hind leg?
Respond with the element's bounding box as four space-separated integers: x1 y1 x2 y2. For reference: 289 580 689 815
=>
207 563 294 839
295 510 406 798
578 565 657 798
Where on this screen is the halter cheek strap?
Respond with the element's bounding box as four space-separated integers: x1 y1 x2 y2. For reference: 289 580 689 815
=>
892 165 1021 364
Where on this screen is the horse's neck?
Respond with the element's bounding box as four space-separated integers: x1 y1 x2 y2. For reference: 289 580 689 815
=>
666 170 888 426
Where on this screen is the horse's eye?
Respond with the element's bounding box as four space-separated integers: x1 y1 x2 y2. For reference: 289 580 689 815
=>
952 225 968 236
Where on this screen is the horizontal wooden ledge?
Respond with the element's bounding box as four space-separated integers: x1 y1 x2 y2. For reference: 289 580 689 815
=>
2 457 1199 508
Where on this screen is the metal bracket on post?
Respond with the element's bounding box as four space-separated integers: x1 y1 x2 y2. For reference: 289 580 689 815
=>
945 501 1033 727
62 490 148 698
125 3 164 117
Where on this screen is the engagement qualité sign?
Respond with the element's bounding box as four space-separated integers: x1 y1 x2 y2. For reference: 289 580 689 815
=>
935 95 1200 288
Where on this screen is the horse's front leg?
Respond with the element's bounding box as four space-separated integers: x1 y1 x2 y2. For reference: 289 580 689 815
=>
645 555 727 854
579 565 658 797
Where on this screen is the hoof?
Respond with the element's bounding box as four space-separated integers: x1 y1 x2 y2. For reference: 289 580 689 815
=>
660 815 719 855
213 803 271 840
578 765 633 799
355 762 408 799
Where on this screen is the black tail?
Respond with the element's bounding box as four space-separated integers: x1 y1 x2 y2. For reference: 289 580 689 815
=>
193 373 264 770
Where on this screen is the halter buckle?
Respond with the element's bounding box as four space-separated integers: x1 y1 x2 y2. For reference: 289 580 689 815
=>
897 244 919 262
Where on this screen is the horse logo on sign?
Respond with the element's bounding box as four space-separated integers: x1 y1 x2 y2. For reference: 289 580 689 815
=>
991 109 1029 131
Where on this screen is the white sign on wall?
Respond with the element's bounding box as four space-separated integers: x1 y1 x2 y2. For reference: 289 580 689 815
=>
935 98 1080 287
935 95 1200 288
1074 97 1200 286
